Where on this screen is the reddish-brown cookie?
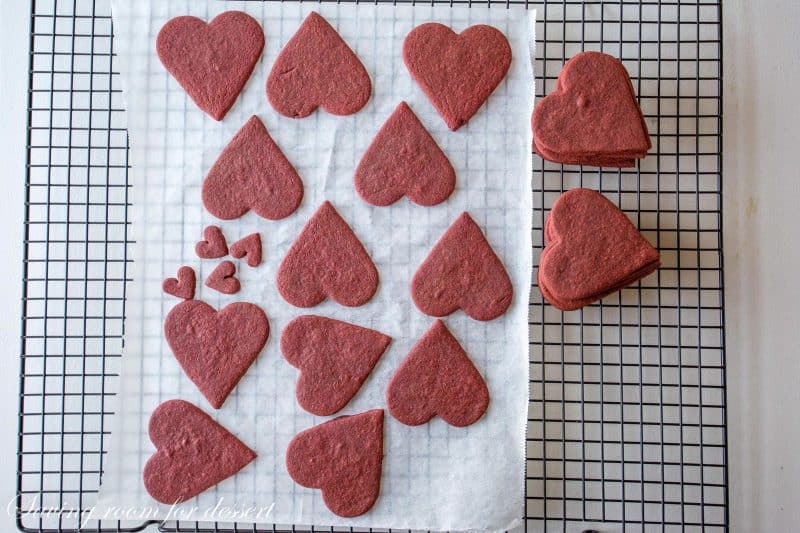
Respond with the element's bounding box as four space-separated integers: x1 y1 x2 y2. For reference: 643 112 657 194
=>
411 212 513 321
143 399 256 504
205 260 240 294
277 201 379 308
403 23 511 131
163 266 196 300
281 315 391 416
267 12 371 118
202 116 304 221
195 226 228 259
156 12 264 121
230 233 262 267
538 188 660 311
354 101 455 207
164 300 269 408
387 320 488 427
286 409 384 517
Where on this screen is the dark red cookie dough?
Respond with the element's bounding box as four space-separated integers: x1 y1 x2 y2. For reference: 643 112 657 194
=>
163 266 196 300
267 12 371 118
411 212 513 321
403 23 511 131
156 11 264 121
230 233 262 267
143 399 256 504
354 101 455 207
286 409 384 517
202 115 304 221
538 188 660 311
281 315 391 416
205 260 240 295
195 225 228 259
164 300 269 408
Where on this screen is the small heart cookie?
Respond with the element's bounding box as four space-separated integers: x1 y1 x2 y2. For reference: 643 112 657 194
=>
163 266 196 300
205 261 240 295
195 226 228 259
230 233 262 267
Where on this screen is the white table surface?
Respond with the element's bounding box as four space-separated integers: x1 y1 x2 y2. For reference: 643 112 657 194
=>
0 1 798 531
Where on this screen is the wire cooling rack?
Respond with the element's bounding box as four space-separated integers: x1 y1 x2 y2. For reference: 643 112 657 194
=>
17 0 725 531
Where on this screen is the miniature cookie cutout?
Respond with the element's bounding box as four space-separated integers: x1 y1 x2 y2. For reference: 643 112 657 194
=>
195 225 228 259
143 399 256 504
532 51 651 168
156 11 264 121
387 320 489 427
163 266 196 300
230 233 262 267
403 23 511 131
286 409 384 517
205 260 240 294
281 315 391 416
164 300 269 409
538 188 660 311
411 212 513 321
277 201 379 308
355 101 456 207
267 12 371 118
202 116 304 221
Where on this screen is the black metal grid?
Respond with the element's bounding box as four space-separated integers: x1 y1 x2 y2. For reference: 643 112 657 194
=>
16 0 725 532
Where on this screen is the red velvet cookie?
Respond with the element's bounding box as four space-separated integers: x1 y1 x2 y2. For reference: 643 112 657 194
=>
230 233 262 267
163 266 196 300
205 260 240 295
195 225 228 259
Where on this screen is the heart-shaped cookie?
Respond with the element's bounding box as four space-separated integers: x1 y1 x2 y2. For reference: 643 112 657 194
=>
230 233 262 267
164 300 269 408
267 12 371 118
195 226 228 259
411 212 513 321
156 11 264 121
286 409 384 517
277 201 379 308
538 188 660 311
205 260 240 295
354 101 456 207
387 320 488 427
163 266 196 300
143 399 256 504
403 23 511 131
202 116 304 221
281 315 391 416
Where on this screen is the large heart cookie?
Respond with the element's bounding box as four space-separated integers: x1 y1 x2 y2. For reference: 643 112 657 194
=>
156 11 264 121
277 201 379 308
143 399 256 504
411 212 512 321
164 300 269 408
286 409 384 517
202 116 304 221
354 102 455 207
281 315 391 416
403 23 511 131
387 320 489 427
538 188 660 311
267 12 371 118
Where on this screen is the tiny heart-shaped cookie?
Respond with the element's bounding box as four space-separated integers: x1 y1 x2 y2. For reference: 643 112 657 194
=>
195 226 228 259
164 300 269 408
163 266 196 300
354 101 456 207
230 233 262 267
156 11 264 121
286 409 384 517
403 23 511 131
387 320 489 427
277 201 379 308
281 315 391 416
143 399 256 504
411 212 513 321
538 188 660 311
202 116 304 221
267 12 371 118
205 261 240 295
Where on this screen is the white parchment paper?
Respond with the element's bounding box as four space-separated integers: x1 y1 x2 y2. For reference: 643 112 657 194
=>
95 2 534 531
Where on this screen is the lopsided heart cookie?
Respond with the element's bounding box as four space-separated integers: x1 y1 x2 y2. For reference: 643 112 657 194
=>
286 409 384 517
281 315 391 416
354 101 456 207
202 116 304 220
538 188 660 311
195 225 228 259
164 300 269 408
411 212 513 321
277 201 379 308
267 12 371 118
156 11 264 121
143 399 256 504
205 260 240 295
403 23 511 131
230 233 262 267
163 266 196 300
